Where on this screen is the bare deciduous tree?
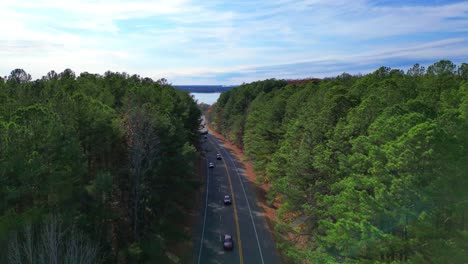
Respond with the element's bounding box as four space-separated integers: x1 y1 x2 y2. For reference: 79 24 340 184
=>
8 233 21 264
22 224 34 264
7 215 103 264
125 103 160 241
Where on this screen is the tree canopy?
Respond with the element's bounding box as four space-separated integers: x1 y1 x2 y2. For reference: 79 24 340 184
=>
211 60 468 263
0 69 201 263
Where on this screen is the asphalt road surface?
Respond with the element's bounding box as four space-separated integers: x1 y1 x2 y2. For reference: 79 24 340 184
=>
193 132 281 264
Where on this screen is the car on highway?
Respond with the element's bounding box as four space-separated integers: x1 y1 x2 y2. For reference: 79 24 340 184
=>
216 154 222 160
204 135 207 139
224 195 231 205
209 162 214 168
223 234 234 250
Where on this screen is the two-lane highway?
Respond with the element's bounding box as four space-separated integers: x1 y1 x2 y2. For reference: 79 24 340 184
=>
193 132 281 264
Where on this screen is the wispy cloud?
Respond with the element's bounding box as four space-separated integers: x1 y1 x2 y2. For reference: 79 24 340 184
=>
1 0 467 83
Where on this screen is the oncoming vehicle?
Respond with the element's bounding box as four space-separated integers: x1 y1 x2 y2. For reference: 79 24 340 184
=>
209 162 214 168
223 234 233 250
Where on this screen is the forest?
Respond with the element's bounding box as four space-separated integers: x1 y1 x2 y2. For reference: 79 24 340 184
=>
0 69 201 263
174 85 236 93
210 60 468 263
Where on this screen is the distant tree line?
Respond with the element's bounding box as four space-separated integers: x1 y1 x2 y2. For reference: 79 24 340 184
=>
211 60 468 263
0 69 201 263
175 85 236 93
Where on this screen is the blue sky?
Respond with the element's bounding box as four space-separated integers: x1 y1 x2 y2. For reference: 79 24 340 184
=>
1 0 467 84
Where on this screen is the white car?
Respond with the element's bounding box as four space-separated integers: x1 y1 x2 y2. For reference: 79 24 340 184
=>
209 162 214 168
223 234 234 250
224 195 231 205
216 154 222 160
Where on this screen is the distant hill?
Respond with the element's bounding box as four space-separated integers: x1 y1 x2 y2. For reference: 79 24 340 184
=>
174 85 237 93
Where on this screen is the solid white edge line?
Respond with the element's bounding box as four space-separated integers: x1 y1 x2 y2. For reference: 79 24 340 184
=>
220 143 265 264
197 154 210 264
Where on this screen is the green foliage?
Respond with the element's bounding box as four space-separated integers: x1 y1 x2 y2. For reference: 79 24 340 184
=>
212 79 287 147
0 69 201 263
210 61 468 263
128 242 144 262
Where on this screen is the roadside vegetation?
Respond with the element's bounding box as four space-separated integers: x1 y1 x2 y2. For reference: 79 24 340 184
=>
210 60 468 263
0 69 201 263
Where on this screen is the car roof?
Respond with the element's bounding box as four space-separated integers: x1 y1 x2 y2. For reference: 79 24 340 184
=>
224 195 230 198
224 234 232 239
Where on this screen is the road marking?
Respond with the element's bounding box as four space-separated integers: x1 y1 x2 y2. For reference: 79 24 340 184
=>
197 159 210 264
209 137 244 264
218 143 265 264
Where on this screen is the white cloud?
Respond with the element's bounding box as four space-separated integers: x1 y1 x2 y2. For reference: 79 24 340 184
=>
0 0 467 82
166 37 468 84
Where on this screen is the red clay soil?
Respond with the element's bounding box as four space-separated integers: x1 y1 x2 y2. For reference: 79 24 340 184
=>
207 126 279 227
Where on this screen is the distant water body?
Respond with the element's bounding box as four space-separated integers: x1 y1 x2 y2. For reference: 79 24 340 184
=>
190 92 221 105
